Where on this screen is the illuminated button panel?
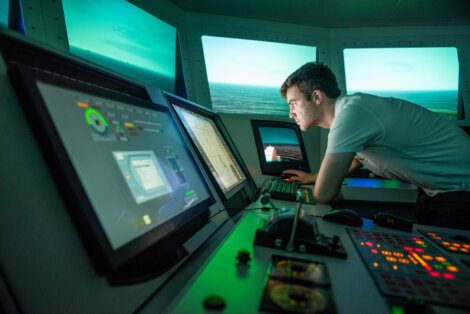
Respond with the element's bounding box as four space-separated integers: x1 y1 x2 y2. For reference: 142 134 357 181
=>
348 229 470 309
420 229 470 255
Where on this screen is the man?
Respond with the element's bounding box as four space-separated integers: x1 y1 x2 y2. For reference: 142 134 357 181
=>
281 62 470 230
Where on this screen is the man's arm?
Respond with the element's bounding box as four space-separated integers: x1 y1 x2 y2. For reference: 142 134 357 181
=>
314 152 356 204
347 157 363 176
282 156 361 185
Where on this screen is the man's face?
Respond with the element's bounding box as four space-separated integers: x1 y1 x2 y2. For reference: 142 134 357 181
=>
286 86 317 131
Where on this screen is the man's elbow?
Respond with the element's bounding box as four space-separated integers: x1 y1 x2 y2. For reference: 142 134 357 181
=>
313 191 335 204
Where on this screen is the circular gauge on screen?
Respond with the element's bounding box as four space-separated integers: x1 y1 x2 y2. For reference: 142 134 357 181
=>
85 108 108 134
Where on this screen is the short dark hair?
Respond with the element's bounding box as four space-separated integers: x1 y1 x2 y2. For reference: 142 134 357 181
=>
280 62 341 100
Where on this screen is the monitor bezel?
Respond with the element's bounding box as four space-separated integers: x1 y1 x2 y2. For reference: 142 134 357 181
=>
8 64 216 272
163 91 251 201
251 119 311 176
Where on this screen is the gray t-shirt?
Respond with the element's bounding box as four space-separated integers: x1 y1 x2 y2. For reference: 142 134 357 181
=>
326 93 470 196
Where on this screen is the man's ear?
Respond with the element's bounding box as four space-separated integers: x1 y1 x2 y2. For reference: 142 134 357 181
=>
311 89 323 105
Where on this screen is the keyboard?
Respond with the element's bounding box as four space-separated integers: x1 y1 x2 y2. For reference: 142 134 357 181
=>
266 178 299 201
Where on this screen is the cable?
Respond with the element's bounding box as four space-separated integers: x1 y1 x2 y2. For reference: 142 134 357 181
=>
227 207 272 212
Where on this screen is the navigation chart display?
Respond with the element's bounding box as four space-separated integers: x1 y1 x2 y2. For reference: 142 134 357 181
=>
172 105 246 194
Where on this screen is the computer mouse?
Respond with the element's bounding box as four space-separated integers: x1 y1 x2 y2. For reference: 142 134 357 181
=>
322 209 363 227
280 173 294 182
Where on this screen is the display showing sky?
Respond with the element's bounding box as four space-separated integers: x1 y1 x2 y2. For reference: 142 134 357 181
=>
202 36 316 87
0 0 8 27
344 47 459 91
259 127 299 145
62 0 176 84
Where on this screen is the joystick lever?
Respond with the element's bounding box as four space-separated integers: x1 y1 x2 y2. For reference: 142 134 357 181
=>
253 189 347 259
286 189 306 251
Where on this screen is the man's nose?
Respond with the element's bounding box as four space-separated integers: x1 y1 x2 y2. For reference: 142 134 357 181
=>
289 109 295 119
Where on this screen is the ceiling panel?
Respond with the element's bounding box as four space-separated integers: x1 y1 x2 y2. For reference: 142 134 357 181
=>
167 0 470 27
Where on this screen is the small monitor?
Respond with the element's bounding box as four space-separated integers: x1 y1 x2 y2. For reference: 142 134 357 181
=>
9 65 214 283
164 92 250 201
251 120 311 176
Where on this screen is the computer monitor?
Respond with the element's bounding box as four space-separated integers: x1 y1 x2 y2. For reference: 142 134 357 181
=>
164 92 252 202
63 0 178 93
251 120 311 176
9 64 215 283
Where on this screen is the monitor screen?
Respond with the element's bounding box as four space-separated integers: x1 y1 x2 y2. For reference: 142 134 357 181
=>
9 66 214 276
62 0 177 92
201 35 316 115
251 120 311 176
164 93 248 200
0 0 8 28
343 47 461 120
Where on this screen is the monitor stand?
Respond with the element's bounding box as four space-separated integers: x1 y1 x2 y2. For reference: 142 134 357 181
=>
106 210 210 285
107 245 189 286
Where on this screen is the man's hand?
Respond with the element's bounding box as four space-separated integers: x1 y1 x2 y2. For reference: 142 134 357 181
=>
282 169 317 184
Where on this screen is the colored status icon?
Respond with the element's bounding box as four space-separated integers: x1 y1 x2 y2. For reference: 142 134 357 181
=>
85 108 108 134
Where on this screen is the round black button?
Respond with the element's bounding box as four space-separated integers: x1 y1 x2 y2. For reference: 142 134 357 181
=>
203 295 225 310
236 248 251 264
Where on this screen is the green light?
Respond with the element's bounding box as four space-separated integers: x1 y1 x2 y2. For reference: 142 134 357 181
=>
185 190 195 196
384 180 400 188
391 305 404 314
84 108 108 127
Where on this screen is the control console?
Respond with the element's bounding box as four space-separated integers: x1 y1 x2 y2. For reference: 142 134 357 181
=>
254 207 347 258
158 206 470 314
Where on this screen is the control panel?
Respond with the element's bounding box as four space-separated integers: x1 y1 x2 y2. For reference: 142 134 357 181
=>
349 229 470 309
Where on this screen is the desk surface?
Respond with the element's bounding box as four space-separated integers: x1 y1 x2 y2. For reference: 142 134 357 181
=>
142 199 469 314
342 178 418 203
